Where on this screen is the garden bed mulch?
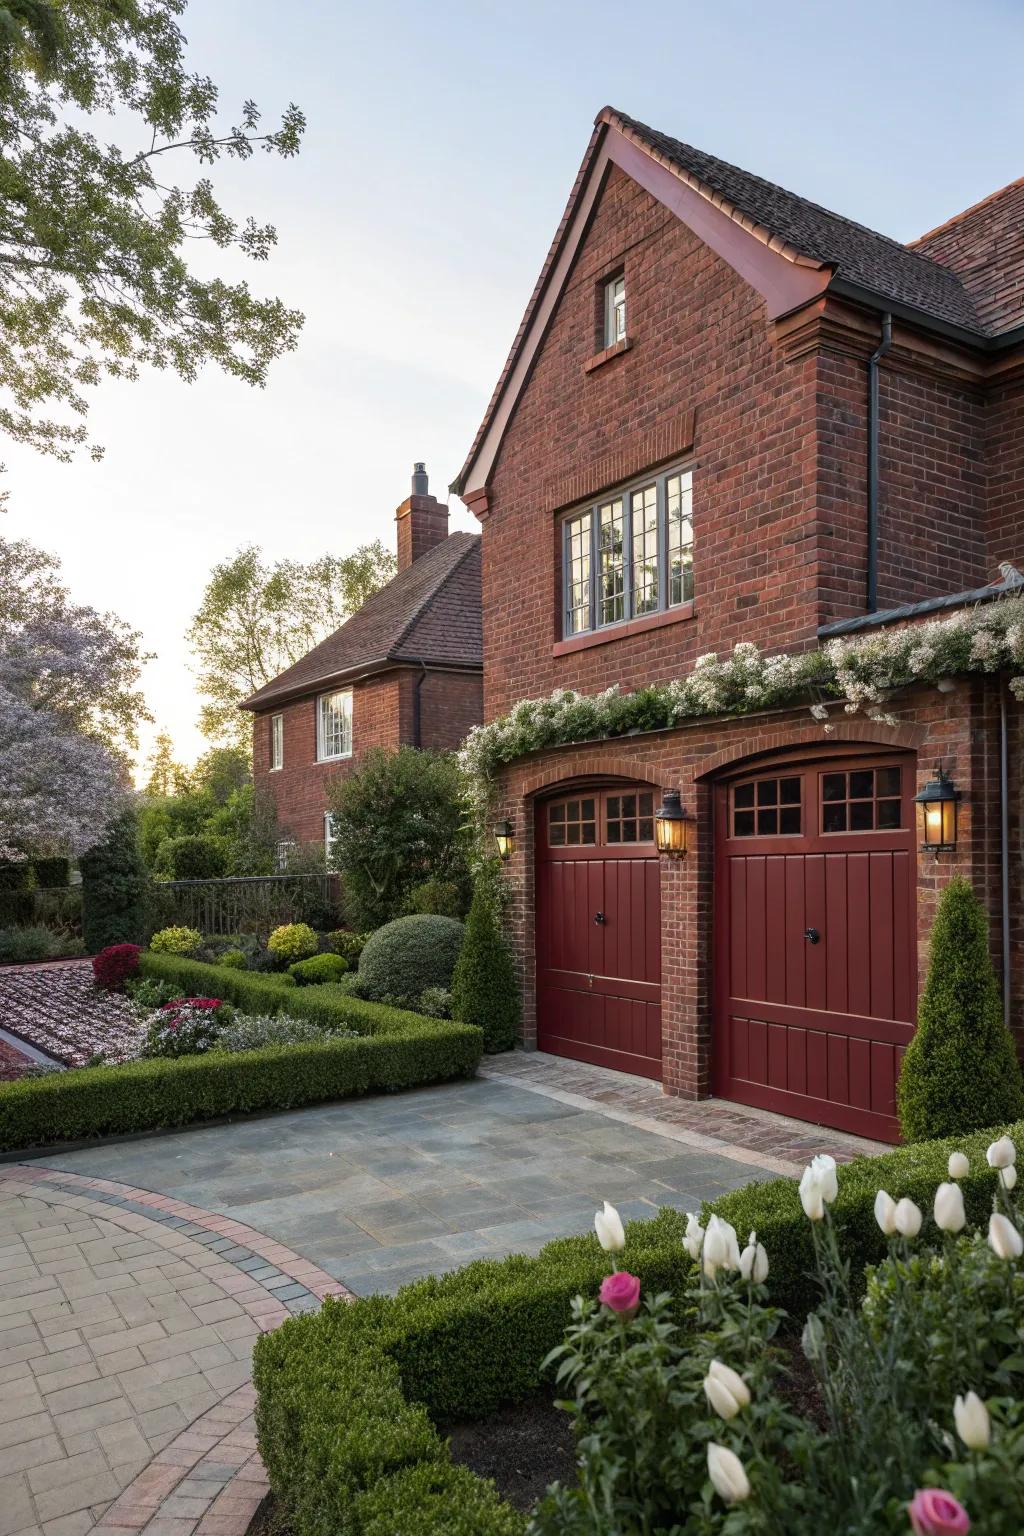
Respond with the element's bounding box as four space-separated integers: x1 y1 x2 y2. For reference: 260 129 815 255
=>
0 965 144 1067
443 1391 578 1512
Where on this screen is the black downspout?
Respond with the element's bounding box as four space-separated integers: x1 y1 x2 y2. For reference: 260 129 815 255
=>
412 660 428 748
867 313 893 613
1000 678 1012 1030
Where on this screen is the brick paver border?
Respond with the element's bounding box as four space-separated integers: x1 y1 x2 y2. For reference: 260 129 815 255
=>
3 1165 354 1535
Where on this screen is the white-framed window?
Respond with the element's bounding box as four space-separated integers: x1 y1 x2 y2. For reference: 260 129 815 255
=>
603 273 626 347
317 689 353 761
324 812 339 867
561 464 693 639
270 713 283 771
275 838 297 872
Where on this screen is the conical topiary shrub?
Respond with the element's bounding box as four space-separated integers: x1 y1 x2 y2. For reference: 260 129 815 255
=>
897 876 1024 1141
450 874 519 1053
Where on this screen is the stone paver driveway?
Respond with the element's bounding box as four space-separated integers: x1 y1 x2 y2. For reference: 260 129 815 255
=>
35 1073 786 1297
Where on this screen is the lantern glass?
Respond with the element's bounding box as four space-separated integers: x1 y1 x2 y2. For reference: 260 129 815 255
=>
494 820 515 862
913 768 959 853
654 790 689 858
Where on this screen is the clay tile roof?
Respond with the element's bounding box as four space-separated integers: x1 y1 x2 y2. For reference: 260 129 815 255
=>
239 533 481 711
910 177 1024 336
607 109 983 334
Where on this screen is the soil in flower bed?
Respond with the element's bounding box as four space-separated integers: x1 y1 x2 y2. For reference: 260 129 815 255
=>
443 1390 577 1512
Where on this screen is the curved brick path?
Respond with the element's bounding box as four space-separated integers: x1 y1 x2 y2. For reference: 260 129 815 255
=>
0 1166 351 1536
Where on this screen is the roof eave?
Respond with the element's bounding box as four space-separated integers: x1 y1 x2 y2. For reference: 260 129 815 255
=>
238 654 483 714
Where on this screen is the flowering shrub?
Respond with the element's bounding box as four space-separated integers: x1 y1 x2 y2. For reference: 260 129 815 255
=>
91 943 141 991
140 997 227 1058
530 1139 1024 1534
460 595 1024 811
215 1012 355 1052
149 926 203 956
267 923 318 963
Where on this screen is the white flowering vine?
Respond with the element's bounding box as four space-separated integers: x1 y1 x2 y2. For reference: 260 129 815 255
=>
459 595 1024 815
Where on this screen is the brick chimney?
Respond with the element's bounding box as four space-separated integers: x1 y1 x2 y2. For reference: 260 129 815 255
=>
395 463 449 571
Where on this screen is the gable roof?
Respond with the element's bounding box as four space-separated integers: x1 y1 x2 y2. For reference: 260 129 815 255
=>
239 533 481 712
455 106 1022 498
911 177 1024 336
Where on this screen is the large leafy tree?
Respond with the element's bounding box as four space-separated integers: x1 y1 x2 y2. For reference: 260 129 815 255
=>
189 543 397 747
0 534 149 857
0 0 305 465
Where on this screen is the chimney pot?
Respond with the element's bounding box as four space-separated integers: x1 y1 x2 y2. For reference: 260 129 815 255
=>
395 463 448 570
411 462 429 496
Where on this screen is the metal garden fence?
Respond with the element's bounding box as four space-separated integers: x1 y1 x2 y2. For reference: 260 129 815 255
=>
151 873 341 937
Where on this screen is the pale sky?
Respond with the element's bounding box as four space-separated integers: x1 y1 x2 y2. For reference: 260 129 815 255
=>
4 0 1023 772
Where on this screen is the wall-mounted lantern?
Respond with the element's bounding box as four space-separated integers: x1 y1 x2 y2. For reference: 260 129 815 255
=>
494 819 516 863
913 765 960 855
654 789 691 859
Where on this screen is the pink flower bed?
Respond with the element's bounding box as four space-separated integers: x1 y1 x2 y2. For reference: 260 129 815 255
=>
0 965 145 1067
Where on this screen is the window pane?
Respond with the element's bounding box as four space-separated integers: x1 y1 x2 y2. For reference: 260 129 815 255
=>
581 822 597 845
598 499 625 624
823 803 847 833
567 800 580 821
877 799 901 829
666 471 694 607
319 691 352 759
605 274 626 346
606 822 621 843
780 806 801 835
606 796 620 820
734 783 755 809
757 779 778 805
631 484 659 616
567 823 580 845
822 773 846 802
849 770 874 800
565 512 592 635
757 808 778 835
638 792 654 817
639 817 654 840
549 824 565 846
850 800 874 831
734 810 755 837
550 805 566 823
876 766 901 797
581 798 596 821
780 777 801 804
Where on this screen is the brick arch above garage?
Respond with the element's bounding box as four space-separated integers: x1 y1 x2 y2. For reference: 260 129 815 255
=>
691 718 927 782
520 755 667 800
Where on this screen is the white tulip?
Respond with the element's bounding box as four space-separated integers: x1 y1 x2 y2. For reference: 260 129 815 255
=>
707 1359 750 1411
594 1201 625 1253
801 1313 825 1362
800 1155 839 1221
954 1391 991 1451
874 1189 898 1236
948 1151 970 1180
986 1136 1017 1170
894 1197 923 1238
707 1442 750 1505
739 1231 769 1284
934 1182 966 1234
683 1211 705 1260
704 1373 741 1420
988 1212 1024 1260
702 1215 741 1278
1000 1164 1018 1192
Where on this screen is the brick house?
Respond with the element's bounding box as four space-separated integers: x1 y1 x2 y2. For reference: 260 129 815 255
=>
453 107 1024 1141
241 466 482 857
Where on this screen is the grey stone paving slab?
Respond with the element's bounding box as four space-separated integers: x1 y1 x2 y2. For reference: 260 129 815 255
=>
38 1073 775 1297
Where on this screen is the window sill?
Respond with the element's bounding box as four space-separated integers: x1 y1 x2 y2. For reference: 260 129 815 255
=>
316 754 353 765
553 601 695 657
269 766 283 773
583 337 631 373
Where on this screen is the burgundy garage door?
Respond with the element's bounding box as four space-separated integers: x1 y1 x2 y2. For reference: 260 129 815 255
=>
713 753 916 1141
536 786 662 1079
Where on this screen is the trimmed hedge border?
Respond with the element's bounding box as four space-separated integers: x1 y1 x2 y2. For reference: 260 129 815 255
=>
253 1117 1024 1535
0 954 483 1153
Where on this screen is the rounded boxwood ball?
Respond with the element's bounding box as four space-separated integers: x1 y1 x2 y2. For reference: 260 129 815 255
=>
357 914 465 1009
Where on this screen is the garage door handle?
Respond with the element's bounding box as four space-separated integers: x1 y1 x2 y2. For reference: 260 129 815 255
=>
804 927 820 945
593 911 606 926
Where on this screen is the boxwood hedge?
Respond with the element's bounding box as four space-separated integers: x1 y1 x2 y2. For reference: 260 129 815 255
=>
0 954 483 1153
253 1117 1024 1535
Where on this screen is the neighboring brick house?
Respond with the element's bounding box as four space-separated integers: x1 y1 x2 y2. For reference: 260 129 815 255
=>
241 467 482 856
453 106 1024 1141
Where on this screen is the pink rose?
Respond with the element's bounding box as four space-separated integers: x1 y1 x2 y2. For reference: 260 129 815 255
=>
909 1489 970 1536
599 1270 641 1319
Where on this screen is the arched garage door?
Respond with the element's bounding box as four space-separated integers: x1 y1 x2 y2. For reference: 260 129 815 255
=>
713 750 916 1141
535 785 662 1079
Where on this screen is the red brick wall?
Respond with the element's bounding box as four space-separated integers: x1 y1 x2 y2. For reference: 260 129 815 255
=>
986 378 1024 570
482 163 821 721
491 683 1023 1099
251 667 483 844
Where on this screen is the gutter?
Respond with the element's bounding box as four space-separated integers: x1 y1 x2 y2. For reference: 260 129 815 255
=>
867 313 893 612
238 656 482 714
819 570 1024 639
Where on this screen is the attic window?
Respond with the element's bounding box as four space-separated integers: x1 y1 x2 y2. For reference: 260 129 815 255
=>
603 273 626 348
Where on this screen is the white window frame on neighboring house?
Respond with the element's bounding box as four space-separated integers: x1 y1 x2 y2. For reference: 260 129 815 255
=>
604 272 626 347
270 713 283 771
324 812 339 868
275 839 297 872
317 689 353 761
